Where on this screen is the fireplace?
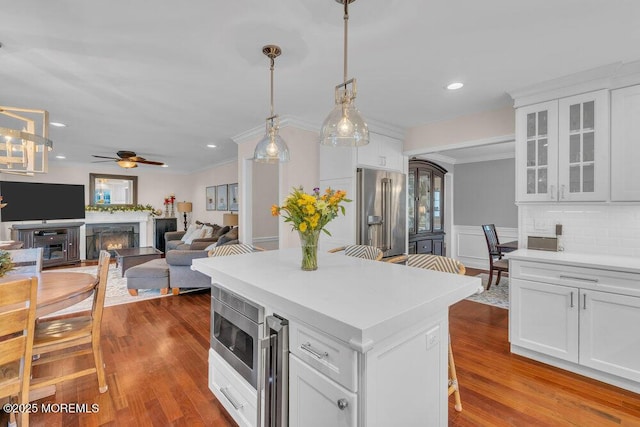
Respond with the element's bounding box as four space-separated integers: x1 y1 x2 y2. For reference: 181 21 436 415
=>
85 223 140 260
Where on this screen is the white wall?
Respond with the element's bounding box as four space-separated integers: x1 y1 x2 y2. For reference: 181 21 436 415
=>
252 161 278 248
187 161 239 228
237 125 319 249
404 107 515 154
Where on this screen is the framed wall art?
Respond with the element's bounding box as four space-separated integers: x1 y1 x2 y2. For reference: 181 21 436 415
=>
228 183 238 211
206 186 216 211
216 184 228 211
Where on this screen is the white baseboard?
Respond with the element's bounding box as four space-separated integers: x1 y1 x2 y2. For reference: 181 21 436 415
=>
453 225 518 270
252 236 278 250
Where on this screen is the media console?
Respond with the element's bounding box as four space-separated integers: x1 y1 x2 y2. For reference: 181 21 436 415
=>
11 222 83 268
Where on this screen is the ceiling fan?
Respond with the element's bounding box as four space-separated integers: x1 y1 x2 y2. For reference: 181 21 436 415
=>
92 150 165 169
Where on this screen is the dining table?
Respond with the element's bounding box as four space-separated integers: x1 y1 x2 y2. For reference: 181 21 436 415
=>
1 270 98 401
497 240 518 253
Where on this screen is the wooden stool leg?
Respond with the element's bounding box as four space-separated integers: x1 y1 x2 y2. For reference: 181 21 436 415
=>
92 342 108 393
487 267 494 290
448 339 462 412
128 289 139 296
495 271 502 286
160 288 169 295
172 288 180 296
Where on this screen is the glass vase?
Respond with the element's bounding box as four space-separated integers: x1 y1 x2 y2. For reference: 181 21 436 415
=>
299 229 320 271
164 204 169 217
170 203 175 218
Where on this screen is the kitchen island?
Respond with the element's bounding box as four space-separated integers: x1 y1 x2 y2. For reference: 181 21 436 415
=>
193 248 481 427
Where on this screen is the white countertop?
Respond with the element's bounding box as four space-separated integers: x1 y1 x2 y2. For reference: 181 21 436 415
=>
507 249 640 273
192 248 480 352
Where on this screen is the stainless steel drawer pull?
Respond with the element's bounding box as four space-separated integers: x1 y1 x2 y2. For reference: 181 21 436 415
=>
559 275 599 283
570 292 574 308
337 398 349 410
219 387 244 410
301 342 328 359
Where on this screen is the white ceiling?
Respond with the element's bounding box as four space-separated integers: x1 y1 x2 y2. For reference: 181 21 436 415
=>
1 1 639 173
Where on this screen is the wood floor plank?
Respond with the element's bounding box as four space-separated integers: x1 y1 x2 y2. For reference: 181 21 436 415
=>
19 283 640 427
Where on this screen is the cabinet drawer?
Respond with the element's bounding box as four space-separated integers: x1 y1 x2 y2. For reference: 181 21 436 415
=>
416 239 433 254
289 321 358 392
208 349 257 427
510 260 640 297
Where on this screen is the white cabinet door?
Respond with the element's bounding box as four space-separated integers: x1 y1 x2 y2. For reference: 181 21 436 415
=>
558 90 609 201
510 279 579 362
356 134 404 172
289 354 357 427
611 85 640 201
515 101 559 202
579 290 640 382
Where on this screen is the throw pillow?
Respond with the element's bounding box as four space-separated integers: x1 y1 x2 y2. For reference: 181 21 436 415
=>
213 225 231 239
180 223 203 242
183 228 206 244
216 227 238 246
204 241 218 251
202 225 214 238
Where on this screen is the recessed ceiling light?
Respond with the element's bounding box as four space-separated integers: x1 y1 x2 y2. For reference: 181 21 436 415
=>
55 155 66 159
207 144 217 148
50 122 67 127
446 82 464 90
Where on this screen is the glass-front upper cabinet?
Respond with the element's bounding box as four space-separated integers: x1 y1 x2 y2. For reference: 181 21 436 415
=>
516 100 558 202
408 159 446 255
558 90 609 201
516 90 609 202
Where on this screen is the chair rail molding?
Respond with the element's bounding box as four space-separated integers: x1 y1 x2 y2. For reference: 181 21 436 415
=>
453 225 518 270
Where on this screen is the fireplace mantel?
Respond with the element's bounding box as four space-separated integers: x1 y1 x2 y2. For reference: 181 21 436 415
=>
81 211 154 260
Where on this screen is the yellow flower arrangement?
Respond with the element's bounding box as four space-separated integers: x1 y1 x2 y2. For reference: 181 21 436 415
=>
272 186 350 270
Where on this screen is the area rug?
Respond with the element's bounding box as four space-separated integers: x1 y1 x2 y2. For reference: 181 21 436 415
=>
465 273 509 309
48 264 170 316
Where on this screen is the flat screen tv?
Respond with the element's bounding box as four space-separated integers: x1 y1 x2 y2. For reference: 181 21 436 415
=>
0 181 85 222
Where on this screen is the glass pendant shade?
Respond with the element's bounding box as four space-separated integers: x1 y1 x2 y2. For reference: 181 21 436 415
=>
0 106 53 175
320 91 369 147
253 120 290 163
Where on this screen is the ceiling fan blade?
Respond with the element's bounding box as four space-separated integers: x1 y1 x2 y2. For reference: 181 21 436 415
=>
92 155 118 160
135 159 165 166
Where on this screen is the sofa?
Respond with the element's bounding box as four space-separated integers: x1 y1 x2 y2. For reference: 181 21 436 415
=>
164 222 231 251
165 226 240 291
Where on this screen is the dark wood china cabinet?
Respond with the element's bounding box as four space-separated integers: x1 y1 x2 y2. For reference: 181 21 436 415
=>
408 159 447 256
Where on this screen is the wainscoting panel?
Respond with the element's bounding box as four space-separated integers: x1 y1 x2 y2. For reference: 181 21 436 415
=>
453 225 518 269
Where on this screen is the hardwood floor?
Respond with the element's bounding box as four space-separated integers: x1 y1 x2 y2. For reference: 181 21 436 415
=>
12 277 640 426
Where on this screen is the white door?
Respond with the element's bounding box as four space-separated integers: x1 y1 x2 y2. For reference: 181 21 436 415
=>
579 290 640 382
289 354 357 427
510 279 579 362
515 101 559 202
611 84 640 201
557 90 609 201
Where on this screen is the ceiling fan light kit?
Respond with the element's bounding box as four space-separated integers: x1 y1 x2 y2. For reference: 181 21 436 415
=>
0 106 53 175
92 150 165 168
320 0 369 147
254 44 290 163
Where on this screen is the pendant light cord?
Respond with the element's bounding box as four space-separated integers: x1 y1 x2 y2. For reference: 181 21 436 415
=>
343 0 349 83
270 56 275 117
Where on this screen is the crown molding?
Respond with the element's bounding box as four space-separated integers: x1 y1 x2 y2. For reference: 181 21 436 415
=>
510 60 640 108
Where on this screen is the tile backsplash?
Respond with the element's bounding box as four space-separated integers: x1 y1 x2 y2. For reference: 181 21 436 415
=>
520 204 640 256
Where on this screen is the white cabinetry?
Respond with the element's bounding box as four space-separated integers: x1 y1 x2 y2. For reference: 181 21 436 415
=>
289 355 357 427
516 90 609 202
356 133 404 171
611 84 640 201
509 255 640 392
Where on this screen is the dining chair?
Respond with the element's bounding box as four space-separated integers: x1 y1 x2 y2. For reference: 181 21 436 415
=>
0 277 38 427
328 245 384 261
399 253 466 412
30 250 111 394
481 224 509 290
6 248 44 275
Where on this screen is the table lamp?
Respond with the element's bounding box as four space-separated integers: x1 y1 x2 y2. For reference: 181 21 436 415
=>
177 201 193 231
223 213 238 228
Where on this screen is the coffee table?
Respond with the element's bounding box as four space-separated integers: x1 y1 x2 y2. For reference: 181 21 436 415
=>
114 247 163 276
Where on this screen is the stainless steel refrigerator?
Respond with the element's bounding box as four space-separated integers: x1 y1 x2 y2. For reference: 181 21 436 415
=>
356 168 407 258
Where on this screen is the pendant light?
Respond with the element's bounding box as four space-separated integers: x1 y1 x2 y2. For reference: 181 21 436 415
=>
0 106 53 175
320 0 369 147
253 45 290 163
